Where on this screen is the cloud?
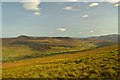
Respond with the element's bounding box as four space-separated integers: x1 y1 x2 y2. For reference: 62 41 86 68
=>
34 12 41 16
82 15 89 18
63 6 74 10
89 3 99 7
90 30 94 33
22 1 40 11
22 0 41 16
114 3 120 6
106 0 120 3
63 6 78 11
58 28 66 32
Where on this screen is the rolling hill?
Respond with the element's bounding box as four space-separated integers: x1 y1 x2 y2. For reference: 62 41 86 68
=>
2 45 119 79
1 34 119 79
2 34 118 62
87 34 119 43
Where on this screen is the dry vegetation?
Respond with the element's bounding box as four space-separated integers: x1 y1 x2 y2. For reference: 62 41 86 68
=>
2 45 119 79
2 37 97 62
2 35 119 79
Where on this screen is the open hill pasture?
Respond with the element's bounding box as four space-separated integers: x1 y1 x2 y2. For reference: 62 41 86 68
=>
2 36 97 62
2 45 119 79
2 34 119 79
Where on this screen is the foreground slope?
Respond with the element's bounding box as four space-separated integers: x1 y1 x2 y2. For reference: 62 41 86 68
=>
2 45 119 79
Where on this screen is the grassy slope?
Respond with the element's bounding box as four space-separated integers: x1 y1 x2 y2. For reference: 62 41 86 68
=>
2 45 119 79
2 38 97 62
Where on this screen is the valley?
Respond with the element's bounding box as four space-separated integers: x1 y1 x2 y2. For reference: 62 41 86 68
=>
2 34 119 79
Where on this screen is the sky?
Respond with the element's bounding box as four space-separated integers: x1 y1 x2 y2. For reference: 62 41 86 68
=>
2 1 119 38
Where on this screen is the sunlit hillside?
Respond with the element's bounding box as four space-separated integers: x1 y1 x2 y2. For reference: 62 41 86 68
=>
2 45 119 79
2 34 118 62
2 34 119 79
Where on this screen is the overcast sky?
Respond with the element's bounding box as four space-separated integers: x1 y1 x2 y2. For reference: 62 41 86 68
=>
2 2 118 38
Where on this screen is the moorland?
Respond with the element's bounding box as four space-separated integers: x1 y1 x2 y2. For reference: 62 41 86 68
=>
1 34 119 79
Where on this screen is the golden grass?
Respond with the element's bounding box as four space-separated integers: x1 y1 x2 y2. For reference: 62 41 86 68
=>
2 45 119 78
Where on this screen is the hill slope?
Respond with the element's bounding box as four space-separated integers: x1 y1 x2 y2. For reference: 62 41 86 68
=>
2 34 118 62
2 45 119 79
87 34 119 43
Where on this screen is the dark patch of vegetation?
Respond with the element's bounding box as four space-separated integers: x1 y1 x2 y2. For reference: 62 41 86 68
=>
11 41 74 51
2 48 93 62
95 42 114 48
53 37 72 40
11 41 51 51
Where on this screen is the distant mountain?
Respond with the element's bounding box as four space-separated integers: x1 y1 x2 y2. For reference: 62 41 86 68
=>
2 34 118 62
17 35 35 39
87 34 119 43
4 34 119 43
16 35 73 40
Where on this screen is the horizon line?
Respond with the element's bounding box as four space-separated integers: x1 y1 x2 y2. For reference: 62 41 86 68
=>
1 33 119 38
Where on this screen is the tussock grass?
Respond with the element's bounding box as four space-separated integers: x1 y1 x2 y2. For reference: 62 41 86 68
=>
2 45 119 79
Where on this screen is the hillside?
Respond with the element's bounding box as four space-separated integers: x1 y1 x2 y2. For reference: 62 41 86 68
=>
2 34 118 62
2 34 119 79
2 45 119 79
87 34 119 43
